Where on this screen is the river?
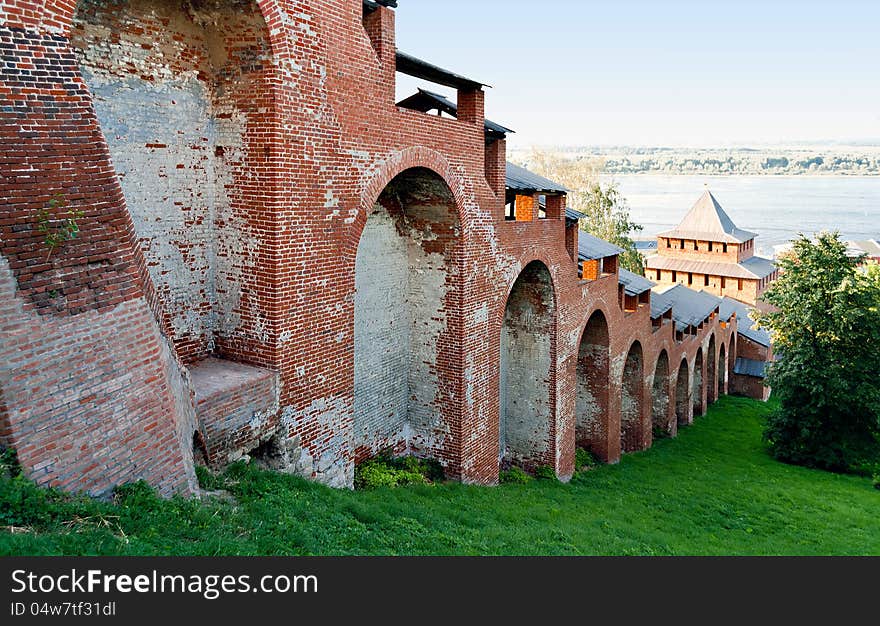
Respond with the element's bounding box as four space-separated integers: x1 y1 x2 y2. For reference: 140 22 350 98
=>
603 174 880 257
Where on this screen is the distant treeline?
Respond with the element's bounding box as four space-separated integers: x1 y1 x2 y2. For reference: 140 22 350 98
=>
513 147 880 176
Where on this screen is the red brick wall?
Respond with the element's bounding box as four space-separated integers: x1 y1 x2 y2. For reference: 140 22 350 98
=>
70 0 279 366
0 256 196 496
737 336 771 363
565 222 578 262
485 138 506 197
0 0 745 493
0 385 11 449
658 237 743 263
0 8 197 495
730 374 769 401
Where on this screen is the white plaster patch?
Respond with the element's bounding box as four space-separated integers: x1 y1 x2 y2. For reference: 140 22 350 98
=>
471 302 488 325
279 397 354 488
353 205 410 453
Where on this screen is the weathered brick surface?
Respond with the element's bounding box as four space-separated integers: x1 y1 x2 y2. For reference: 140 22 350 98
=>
651 349 671 436
730 335 771 401
0 9 196 494
674 356 691 428
0 0 742 493
0 256 196 495
575 309 610 458
189 357 279 466
352 169 460 464
0 26 143 316
499 260 556 471
70 0 278 364
730 374 770 401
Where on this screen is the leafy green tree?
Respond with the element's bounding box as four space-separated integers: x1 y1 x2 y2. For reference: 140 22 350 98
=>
522 150 645 274
579 182 644 274
755 233 880 473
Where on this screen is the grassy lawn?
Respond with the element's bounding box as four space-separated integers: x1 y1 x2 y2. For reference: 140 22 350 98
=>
1 395 878 556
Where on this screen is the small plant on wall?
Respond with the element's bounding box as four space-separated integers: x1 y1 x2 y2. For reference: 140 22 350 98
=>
36 194 84 260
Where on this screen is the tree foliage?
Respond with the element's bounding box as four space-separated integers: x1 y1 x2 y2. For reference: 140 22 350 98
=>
523 150 645 274
754 233 880 473
579 182 644 274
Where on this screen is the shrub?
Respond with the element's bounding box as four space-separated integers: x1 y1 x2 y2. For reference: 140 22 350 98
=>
871 464 880 490
353 453 443 490
0 476 68 527
755 233 880 473
394 456 445 483
499 466 532 484
36 195 84 260
0 446 21 479
653 424 671 440
113 481 160 506
575 448 599 472
534 465 558 481
195 465 224 491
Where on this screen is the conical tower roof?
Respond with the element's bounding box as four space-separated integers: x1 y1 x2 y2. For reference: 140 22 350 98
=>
658 190 757 244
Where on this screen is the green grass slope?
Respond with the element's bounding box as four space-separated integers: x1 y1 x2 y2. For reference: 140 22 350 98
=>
2 396 877 555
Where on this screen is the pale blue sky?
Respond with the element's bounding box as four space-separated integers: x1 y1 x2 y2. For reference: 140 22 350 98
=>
393 0 880 147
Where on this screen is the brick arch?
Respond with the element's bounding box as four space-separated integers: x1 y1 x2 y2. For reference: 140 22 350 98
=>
693 346 705 416
718 341 727 396
493 254 559 334
575 306 611 352
707 332 717 404
575 308 611 461
729 333 738 373
351 159 465 467
675 357 690 426
38 0 290 58
621 339 646 453
351 146 470 256
651 348 672 437
497 259 557 472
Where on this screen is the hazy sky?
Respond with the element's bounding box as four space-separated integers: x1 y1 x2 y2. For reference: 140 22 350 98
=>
393 0 880 148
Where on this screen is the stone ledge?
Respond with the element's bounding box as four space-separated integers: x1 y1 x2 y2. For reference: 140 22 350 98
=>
189 358 279 466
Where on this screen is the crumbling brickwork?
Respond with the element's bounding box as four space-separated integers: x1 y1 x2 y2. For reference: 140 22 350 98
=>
353 168 461 463
674 357 691 428
575 310 610 458
70 0 277 364
651 350 671 436
499 260 556 471
189 358 279 466
0 0 746 494
0 4 198 496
